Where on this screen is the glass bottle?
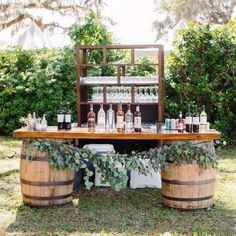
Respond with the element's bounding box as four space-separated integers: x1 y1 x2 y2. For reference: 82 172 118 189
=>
116 102 124 132
192 105 199 133
57 102 64 130
134 104 142 132
106 103 115 132
200 105 207 132
125 104 133 132
65 102 71 130
41 114 48 131
97 103 106 132
177 111 184 133
87 104 96 133
185 105 192 133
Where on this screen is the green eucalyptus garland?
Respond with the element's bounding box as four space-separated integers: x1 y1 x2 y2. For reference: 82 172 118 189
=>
23 140 218 191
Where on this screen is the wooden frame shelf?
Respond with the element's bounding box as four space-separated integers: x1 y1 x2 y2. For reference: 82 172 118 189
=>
76 44 164 126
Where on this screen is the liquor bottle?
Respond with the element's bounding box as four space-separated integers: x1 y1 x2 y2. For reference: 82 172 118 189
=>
106 103 115 132
200 105 207 132
97 103 106 132
185 105 192 133
116 102 124 132
41 114 48 131
177 111 184 133
192 105 199 133
57 102 64 130
134 104 142 132
64 102 71 130
32 112 36 130
87 104 96 132
125 104 133 132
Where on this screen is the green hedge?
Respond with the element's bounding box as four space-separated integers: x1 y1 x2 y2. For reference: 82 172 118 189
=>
165 20 236 145
0 48 77 135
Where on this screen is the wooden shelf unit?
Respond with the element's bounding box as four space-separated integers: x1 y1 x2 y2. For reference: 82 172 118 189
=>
76 44 164 126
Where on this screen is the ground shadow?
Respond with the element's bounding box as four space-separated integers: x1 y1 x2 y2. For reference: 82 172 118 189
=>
6 188 236 235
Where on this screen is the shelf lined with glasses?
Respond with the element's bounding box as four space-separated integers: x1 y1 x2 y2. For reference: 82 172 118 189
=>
76 44 164 126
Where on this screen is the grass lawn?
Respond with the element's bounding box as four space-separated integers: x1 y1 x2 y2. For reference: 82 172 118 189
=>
0 136 235 236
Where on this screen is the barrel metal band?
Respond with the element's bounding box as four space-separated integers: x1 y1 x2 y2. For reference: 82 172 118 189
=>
23 193 72 201
21 154 48 162
163 195 213 202
21 179 73 186
162 178 215 185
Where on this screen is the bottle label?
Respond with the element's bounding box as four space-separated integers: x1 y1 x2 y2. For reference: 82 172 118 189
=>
178 123 183 130
185 117 192 124
117 115 124 128
192 117 199 124
57 114 64 122
200 117 207 124
134 117 141 128
98 116 106 125
65 114 71 123
88 118 95 129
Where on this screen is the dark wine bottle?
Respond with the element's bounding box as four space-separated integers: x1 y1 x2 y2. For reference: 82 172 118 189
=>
134 104 142 132
64 102 71 130
192 105 199 133
57 102 64 130
185 105 192 133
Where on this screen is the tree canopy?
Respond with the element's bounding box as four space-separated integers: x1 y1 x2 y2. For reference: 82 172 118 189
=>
0 0 104 31
154 0 236 39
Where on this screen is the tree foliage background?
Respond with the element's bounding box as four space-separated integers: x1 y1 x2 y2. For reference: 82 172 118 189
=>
165 20 236 144
154 0 236 39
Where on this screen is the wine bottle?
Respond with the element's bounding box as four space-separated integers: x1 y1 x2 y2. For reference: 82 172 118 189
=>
134 104 142 132
116 102 124 133
41 114 48 131
97 103 106 132
106 103 115 132
57 102 64 130
87 104 96 133
64 102 71 130
125 104 133 132
192 105 199 133
200 105 207 132
185 105 192 133
177 111 184 133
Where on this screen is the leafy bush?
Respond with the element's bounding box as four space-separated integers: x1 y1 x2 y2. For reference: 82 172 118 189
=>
165 20 236 144
0 48 76 135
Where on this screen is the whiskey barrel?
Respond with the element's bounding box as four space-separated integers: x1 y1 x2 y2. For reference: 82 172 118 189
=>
20 141 75 207
161 163 216 209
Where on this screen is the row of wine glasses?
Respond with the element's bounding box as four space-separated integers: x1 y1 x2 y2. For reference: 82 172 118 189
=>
89 86 158 103
135 87 158 103
81 76 157 85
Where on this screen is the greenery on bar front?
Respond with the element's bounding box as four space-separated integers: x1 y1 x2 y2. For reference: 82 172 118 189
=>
23 140 218 191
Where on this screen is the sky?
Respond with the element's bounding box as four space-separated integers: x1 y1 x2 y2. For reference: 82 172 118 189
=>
103 0 157 44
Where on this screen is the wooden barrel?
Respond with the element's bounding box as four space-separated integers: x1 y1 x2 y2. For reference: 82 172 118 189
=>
161 163 216 209
20 141 75 207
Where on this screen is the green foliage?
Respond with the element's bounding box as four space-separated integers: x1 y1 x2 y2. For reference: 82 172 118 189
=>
0 47 76 135
25 139 150 191
165 20 236 144
24 140 218 191
70 11 124 76
148 142 219 170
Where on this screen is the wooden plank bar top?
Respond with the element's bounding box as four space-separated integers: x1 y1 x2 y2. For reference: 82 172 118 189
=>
13 126 220 140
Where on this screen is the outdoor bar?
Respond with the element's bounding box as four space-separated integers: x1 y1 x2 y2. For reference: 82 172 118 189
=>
13 44 221 209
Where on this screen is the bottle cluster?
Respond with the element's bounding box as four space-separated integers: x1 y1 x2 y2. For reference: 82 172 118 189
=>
26 112 47 131
57 102 72 130
87 103 142 133
164 105 209 133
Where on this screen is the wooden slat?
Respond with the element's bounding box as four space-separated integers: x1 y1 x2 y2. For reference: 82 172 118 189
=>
78 45 163 49
13 127 221 140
